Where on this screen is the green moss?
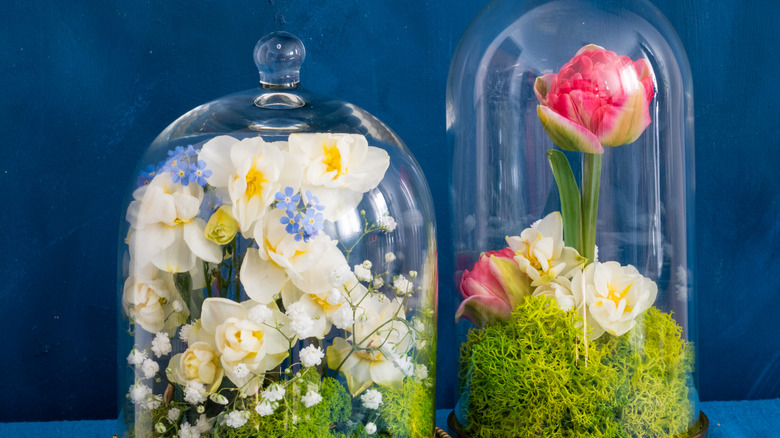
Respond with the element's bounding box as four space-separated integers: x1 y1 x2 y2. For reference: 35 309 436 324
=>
459 297 694 438
211 376 352 438
127 372 435 438
378 378 435 438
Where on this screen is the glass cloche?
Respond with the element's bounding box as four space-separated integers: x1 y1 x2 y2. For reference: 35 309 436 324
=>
447 1 702 437
118 32 437 438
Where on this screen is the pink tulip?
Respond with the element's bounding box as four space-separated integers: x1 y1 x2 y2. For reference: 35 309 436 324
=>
455 247 531 327
534 44 655 154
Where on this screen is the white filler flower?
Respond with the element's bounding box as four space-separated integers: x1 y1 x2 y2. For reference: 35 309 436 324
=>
299 345 325 368
261 384 286 402
255 400 275 417
301 389 323 408
151 332 172 357
360 389 383 410
224 410 248 428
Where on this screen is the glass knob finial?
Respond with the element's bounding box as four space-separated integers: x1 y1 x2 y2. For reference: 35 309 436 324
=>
254 32 305 89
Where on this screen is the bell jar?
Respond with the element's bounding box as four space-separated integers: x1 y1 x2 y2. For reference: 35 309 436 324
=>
447 1 702 437
118 32 437 438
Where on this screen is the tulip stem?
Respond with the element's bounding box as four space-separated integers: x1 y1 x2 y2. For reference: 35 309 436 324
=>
581 153 602 263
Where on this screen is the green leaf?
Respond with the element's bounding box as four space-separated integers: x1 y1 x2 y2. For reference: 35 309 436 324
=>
546 149 581 249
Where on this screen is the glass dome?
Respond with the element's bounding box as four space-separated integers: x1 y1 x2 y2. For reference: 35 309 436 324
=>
447 1 701 437
118 32 437 438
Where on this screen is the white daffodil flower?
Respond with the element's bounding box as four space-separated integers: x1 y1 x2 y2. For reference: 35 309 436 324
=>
576 261 658 339
240 209 338 304
167 339 224 396
122 264 189 334
506 212 586 287
127 173 222 273
326 292 411 395
199 298 290 395
198 135 302 239
288 133 389 220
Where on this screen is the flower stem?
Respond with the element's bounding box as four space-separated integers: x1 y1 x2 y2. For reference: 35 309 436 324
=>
580 153 602 262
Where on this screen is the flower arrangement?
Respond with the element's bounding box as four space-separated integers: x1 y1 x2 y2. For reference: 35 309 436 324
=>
455 45 695 437
122 133 435 438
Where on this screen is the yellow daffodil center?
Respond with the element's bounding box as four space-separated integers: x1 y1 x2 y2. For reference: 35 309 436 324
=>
355 334 386 361
322 139 343 177
605 282 633 312
519 241 543 271
245 163 269 199
312 295 338 313
182 347 218 384
226 325 264 361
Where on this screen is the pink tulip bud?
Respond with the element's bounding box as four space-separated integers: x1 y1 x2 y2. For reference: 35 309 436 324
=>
455 247 532 327
534 44 655 154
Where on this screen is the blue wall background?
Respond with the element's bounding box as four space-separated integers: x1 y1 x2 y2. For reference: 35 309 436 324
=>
1 0 778 422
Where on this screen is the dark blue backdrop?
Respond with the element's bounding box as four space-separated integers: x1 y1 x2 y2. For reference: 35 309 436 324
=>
1 0 778 422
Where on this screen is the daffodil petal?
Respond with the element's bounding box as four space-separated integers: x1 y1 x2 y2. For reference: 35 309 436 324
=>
151 226 195 273
182 220 222 264
370 360 405 389
200 297 246 335
198 135 237 187
240 249 287 304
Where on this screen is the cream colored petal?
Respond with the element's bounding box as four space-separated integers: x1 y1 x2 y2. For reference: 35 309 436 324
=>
230 137 266 169
278 150 303 191
131 224 175 270
172 186 203 221
557 247 587 278
188 321 216 348
201 297 247 334
287 133 319 157
228 172 248 205
167 352 186 384
535 211 563 243
344 146 389 192
135 301 165 333
151 226 195 273
287 235 335 282
199 135 239 188
303 186 363 221
533 237 554 271
137 183 177 226
222 358 263 396
182 220 222 264
240 249 288 304
505 235 523 252
280 283 303 309
370 359 405 389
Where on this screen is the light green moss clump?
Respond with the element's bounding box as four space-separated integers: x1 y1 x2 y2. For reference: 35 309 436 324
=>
459 296 694 438
378 378 435 438
214 376 352 438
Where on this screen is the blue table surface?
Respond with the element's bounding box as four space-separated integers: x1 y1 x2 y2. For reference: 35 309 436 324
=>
1 399 778 437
